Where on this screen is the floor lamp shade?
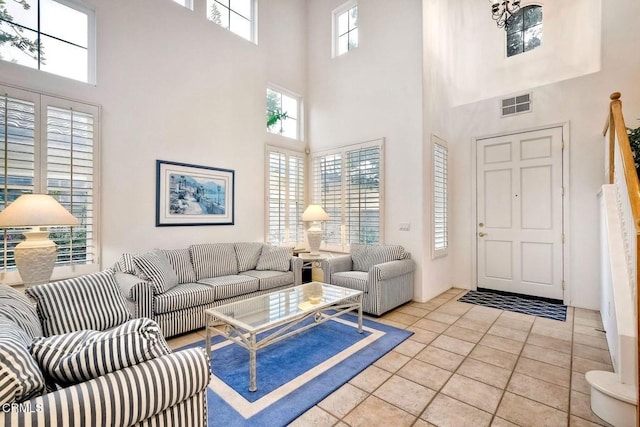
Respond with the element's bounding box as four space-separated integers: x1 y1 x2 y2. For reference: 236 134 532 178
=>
302 205 329 256
0 194 80 287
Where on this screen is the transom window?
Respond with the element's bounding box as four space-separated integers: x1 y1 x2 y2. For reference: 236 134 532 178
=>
207 0 256 43
333 1 358 57
267 87 300 140
172 0 193 10
506 5 542 57
0 0 95 83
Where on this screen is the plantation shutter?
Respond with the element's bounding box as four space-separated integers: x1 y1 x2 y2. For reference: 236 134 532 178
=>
312 139 383 252
433 138 448 256
345 146 380 245
313 153 343 247
0 94 37 271
46 105 96 266
0 86 100 283
266 148 304 245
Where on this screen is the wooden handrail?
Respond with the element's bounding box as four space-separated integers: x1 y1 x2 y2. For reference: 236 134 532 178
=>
607 92 640 425
609 92 640 231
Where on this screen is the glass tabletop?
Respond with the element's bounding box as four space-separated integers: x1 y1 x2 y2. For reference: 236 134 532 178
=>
206 282 362 332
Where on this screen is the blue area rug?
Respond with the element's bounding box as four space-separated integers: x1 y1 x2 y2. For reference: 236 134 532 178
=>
458 289 567 321
178 314 412 426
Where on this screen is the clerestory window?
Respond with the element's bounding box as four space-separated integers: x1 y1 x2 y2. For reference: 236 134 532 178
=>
506 5 542 57
207 0 256 43
0 0 95 83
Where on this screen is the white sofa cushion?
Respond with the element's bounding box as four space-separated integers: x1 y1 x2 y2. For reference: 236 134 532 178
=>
234 242 264 272
0 284 43 339
240 270 294 291
197 275 259 299
331 271 369 293
161 248 197 284
154 283 217 314
133 249 179 293
0 318 46 405
26 270 131 337
190 243 239 280
30 318 171 387
256 246 292 272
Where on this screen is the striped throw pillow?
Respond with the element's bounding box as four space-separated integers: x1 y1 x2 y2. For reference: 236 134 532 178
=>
256 246 293 272
0 284 43 339
160 248 197 284
189 243 239 280
133 249 179 293
117 252 142 275
25 270 131 337
30 318 171 387
235 242 264 272
0 318 46 405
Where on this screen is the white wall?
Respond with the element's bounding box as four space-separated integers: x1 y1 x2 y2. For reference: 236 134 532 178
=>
450 0 602 106
0 0 307 266
446 0 640 309
305 0 428 300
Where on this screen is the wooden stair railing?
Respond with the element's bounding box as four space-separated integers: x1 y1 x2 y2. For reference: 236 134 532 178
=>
603 91 640 424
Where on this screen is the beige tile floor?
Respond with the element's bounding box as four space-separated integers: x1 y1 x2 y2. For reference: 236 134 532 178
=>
166 288 614 427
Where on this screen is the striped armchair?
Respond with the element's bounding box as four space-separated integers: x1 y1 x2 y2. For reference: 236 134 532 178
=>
321 244 415 316
0 279 210 426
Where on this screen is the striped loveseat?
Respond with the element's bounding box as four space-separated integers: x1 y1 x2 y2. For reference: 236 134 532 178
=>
321 244 415 316
115 243 303 337
0 279 210 426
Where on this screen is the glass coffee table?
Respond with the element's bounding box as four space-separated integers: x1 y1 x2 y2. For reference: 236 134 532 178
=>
204 282 363 392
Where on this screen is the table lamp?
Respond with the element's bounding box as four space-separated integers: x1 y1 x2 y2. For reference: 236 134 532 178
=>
0 194 79 287
302 204 329 256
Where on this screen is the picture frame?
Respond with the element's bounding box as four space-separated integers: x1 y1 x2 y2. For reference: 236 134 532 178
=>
156 160 235 226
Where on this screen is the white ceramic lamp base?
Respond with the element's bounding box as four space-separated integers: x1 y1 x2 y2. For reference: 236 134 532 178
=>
307 228 323 256
15 230 57 287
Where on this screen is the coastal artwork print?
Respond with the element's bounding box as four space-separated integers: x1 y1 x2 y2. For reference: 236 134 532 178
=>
156 160 235 226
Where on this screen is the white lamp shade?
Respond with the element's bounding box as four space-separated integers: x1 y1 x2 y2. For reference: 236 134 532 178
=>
301 204 329 222
0 194 80 227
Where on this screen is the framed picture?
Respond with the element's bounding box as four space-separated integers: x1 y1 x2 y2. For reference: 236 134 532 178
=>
156 160 235 226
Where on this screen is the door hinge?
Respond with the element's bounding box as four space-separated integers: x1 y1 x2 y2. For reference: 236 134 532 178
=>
561 140 565 150
562 280 565 290
561 187 565 196
561 234 565 243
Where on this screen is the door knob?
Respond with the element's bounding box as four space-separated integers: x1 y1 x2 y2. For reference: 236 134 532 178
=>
478 232 487 237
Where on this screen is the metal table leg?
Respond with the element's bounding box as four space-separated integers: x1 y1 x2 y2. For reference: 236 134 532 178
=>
357 294 363 333
205 313 212 358
249 332 257 392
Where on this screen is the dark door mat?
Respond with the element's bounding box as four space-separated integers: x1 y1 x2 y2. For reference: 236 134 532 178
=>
458 288 567 322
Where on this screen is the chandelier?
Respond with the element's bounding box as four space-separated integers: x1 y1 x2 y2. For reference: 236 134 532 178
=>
490 0 521 29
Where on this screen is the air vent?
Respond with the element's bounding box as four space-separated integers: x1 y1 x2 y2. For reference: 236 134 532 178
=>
501 93 531 117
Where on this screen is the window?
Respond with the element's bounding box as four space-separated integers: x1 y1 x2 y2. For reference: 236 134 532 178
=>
172 0 193 10
506 5 542 57
312 140 383 252
266 87 300 140
0 85 99 283
333 1 358 57
266 147 305 246
0 0 95 83
207 0 256 43
432 136 448 258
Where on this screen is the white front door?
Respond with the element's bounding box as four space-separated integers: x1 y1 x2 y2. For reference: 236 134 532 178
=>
476 127 564 300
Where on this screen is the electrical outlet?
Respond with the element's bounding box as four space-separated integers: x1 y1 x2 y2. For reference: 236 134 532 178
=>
399 223 410 231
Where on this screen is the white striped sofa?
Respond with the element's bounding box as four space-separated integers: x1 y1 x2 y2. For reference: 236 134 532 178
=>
321 244 415 316
0 282 210 427
116 243 303 337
